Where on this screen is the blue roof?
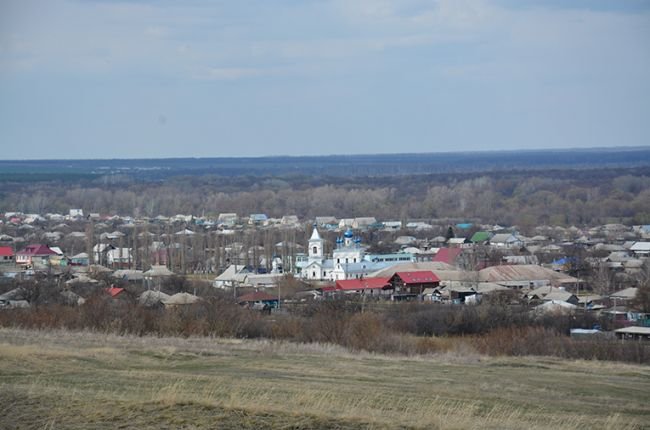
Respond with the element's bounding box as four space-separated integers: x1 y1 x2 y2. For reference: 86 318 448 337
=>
552 257 575 265
344 228 354 238
456 223 473 229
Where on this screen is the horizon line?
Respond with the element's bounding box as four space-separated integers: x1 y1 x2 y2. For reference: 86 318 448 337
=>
2 145 650 163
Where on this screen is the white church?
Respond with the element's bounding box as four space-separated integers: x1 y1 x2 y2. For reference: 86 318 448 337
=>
297 225 393 281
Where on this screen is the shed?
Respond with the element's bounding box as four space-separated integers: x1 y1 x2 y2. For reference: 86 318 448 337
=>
163 292 200 307
139 290 171 307
614 326 650 341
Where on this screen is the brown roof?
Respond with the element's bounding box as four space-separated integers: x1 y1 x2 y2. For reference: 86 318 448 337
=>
237 291 278 302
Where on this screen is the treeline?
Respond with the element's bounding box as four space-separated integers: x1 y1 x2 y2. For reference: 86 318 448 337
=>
2 168 650 228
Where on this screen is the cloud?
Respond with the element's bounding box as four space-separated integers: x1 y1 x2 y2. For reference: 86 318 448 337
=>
0 0 648 159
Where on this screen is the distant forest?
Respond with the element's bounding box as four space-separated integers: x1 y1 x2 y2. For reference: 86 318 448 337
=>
2 165 650 231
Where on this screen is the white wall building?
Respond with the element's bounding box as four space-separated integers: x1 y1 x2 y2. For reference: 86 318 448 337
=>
300 226 388 281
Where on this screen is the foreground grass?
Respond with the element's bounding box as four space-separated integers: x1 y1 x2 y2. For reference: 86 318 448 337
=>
0 329 648 429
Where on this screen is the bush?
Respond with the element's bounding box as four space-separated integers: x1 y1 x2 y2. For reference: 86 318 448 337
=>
1 298 648 364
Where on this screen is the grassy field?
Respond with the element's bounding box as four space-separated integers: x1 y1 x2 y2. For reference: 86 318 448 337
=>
0 328 648 429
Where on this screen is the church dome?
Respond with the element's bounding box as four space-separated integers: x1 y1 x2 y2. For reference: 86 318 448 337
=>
344 228 354 238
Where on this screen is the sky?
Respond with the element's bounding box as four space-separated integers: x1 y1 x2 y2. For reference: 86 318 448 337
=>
0 0 649 159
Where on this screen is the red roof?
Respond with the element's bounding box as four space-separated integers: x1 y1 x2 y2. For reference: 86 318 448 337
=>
336 277 391 291
393 271 440 284
237 291 278 302
432 248 462 264
106 287 124 297
17 244 57 257
0 247 14 257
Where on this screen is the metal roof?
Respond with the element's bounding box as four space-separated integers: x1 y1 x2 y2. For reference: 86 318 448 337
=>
336 277 391 291
393 271 441 284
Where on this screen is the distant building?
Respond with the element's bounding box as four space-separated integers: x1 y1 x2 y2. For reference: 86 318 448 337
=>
16 244 57 267
298 226 389 281
249 214 268 225
0 247 14 264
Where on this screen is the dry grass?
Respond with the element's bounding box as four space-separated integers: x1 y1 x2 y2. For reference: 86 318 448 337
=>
0 328 648 429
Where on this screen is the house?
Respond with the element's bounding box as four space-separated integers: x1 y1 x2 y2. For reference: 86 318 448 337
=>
534 300 578 314
112 269 144 281
610 287 638 304
237 291 279 309
93 243 116 265
394 236 417 246
389 271 440 299
338 218 354 229
489 233 524 248
171 214 193 223
213 264 251 288
163 292 200 307
541 290 579 306
614 326 650 341
280 215 300 226
99 231 125 241
447 237 467 248
106 248 133 268
406 221 433 230
422 287 443 302
430 236 448 246
139 290 170 307
69 209 84 219
432 248 463 266
629 242 650 256
335 277 391 296
444 285 480 304
249 214 268 225
352 217 377 229
0 247 14 264
314 216 338 226
470 231 492 245
144 265 174 278
106 287 125 298
382 221 402 230
364 253 415 264
408 247 439 263
525 285 566 301
238 273 284 288
15 244 57 267
478 265 579 290
504 255 539 265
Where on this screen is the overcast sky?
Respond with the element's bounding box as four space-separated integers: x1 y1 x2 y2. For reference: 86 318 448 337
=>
1 0 649 159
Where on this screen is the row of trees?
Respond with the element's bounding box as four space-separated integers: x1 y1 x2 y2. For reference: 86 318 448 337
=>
2 168 650 229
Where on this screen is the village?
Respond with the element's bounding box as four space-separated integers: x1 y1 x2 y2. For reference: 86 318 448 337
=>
0 208 648 341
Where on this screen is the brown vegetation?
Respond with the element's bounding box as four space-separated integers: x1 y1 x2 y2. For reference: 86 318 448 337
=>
0 297 646 364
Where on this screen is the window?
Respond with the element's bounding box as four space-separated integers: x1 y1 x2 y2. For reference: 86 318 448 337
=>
345 258 349 264
312 271 316 277
312 246 317 255
353 258 356 263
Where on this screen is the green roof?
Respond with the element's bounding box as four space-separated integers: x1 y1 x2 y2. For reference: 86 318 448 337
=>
470 231 492 243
